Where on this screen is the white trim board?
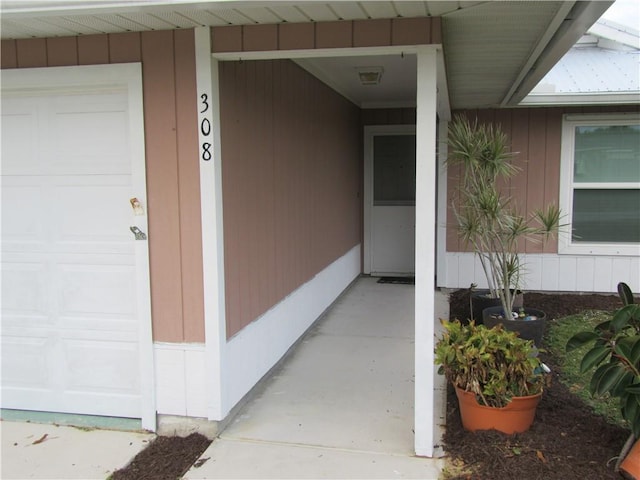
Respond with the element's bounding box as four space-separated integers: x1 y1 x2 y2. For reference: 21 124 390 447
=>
444 252 640 293
154 343 207 418
195 26 227 423
222 244 361 418
558 112 640 257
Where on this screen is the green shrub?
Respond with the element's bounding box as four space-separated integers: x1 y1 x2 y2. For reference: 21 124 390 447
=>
435 320 545 407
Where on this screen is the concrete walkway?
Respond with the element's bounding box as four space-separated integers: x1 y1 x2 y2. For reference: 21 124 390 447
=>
1 276 447 479
185 276 446 479
1 420 154 479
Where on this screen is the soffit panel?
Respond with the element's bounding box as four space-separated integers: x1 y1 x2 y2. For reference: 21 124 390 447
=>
2 17 77 37
266 5 309 23
329 2 368 21
443 1 565 108
143 11 204 29
220 6 281 23
293 4 340 22
58 14 135 33
395 2 428 17
359 2 398 19
46 16 112 35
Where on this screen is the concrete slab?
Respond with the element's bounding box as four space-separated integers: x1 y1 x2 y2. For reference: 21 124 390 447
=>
1 420 154 479
226 333 415 455
185 277 446 479
184 437 444 480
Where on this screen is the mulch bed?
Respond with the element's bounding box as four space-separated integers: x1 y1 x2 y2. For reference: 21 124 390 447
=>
444 288 629 480
109 433 211 480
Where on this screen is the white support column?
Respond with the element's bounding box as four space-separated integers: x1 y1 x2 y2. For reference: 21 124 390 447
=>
194 26 227 421
414 46 438 457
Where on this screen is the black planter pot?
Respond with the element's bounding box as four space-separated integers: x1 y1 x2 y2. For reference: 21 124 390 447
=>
470 290 523 325
482 306 546 347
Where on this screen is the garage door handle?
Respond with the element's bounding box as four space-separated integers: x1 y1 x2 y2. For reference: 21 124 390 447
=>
129 226 147 240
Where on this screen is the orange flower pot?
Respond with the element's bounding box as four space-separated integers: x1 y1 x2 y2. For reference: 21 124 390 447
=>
455 387 542 434
621 438 640 479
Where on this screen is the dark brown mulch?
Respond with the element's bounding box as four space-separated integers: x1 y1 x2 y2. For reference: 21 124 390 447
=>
444 289 630 480
110 433 211 480
448 287 623 323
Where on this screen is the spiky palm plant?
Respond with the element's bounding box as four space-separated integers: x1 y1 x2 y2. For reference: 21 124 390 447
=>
448 115 562 316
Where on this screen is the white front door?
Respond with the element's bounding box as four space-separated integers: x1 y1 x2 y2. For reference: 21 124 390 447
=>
364 126 416 276
1 65 154 427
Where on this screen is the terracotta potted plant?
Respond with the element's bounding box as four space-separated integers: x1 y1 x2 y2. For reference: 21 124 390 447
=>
566 282 640 477
435 319 548 434
447 116 562 345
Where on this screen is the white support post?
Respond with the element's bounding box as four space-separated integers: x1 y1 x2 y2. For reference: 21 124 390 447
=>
414 46 438 457
194 26 227 421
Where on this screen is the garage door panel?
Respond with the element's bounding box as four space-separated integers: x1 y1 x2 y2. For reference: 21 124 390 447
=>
1 182 48 248
50 94 131 175
1 102 41 175
64 340 139 392
52 181 132 249
2 335 52 387
1 261 49 318
62 392 140 418
57 263 136 320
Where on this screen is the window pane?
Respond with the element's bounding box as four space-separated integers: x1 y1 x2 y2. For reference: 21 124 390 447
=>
572 189 640 243
373 135 416 206
574 125 640 183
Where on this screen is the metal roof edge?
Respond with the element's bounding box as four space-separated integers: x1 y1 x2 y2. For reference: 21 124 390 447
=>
519 92 640 106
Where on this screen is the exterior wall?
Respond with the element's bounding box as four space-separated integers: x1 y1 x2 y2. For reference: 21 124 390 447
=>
1 32 205 343
361 108 416 126
211 17 441 53
219 59 362 338
444 105 640 293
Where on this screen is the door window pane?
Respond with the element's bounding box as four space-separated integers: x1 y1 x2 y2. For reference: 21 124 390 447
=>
373 135 416 206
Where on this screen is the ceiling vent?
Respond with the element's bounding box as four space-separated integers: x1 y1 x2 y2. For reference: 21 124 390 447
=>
356 66 384 85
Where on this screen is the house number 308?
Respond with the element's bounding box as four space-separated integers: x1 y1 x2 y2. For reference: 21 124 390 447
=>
199 93 212 162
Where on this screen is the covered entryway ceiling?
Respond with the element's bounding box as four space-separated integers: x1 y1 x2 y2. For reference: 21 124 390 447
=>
1 1 612 109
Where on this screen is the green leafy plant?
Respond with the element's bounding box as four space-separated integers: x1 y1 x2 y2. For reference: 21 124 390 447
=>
546 310 624 425
566 282 640 471
435 319 546 407
447 116 562 315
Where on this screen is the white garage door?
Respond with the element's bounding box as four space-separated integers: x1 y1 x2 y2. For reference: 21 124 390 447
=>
1 65 154 427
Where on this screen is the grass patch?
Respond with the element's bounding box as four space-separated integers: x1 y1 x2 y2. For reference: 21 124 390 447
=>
546 310 625 427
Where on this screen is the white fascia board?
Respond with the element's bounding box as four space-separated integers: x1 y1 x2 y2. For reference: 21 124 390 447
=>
520 92 640 106
0 1 285 17
588 20 640 50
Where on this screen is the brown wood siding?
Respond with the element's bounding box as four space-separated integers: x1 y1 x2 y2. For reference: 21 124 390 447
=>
212 17 441 53
220 59 361 338
1 31 204 343
446 105 640 253
361 108 416 126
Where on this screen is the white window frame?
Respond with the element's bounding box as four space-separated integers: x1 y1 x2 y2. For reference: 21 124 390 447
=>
559 113 640 256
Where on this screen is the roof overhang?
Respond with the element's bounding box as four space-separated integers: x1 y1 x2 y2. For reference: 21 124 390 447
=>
0 1 613 111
